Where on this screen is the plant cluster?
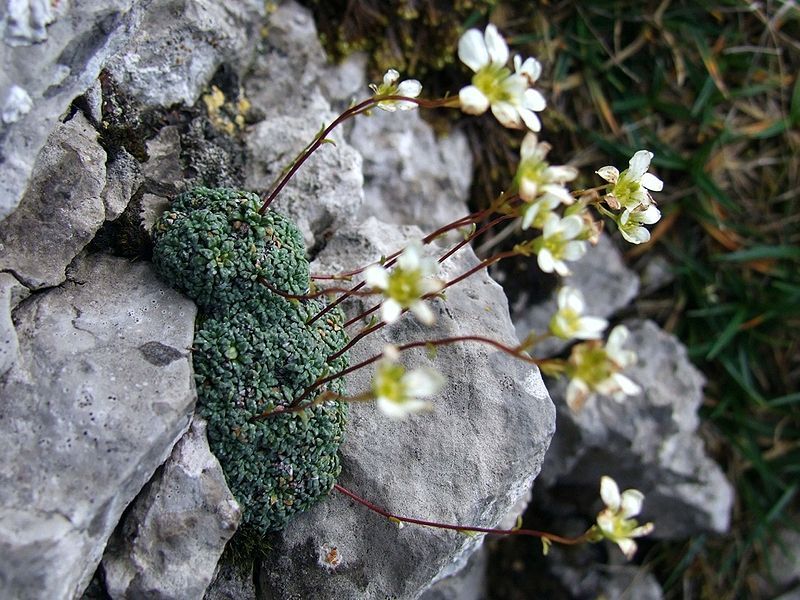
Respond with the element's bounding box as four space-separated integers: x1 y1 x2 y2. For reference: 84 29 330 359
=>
151 20 666 560
152 187 350 535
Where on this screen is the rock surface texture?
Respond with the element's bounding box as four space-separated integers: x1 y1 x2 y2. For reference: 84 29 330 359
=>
257 219 555 599
102 418 241 600
541 319 733 538
0 254 196 599
0 0 558 598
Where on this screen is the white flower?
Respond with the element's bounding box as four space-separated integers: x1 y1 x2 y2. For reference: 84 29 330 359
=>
516 134 577 228
457 25 546 131
617 204 661 244
372 346 445 418
564 325 641 412
549 287 608 340
364 241 444 325
370 69 422 112
596 150 664 211
596 476 654 559
535 214 587 276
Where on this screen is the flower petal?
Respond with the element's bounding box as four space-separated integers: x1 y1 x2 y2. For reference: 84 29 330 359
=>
542 183 574 205
537 248 555 273
523 87 547 112
458 29 489 71
402 367 445 397
566 377 590 412
628 150 653 180
640 172 664 192
620 489 645 518
600 476 621 511
491 101 523 129
397 79 422 99
410 300 435 325
484 24 509 67
459 85 490 115
596 166 619 183
559 215 584 239
364 264 389 289
613 373 641 397
544 165 578 183
575 316 608 339
518 107 542 132
617 538 638 560
381 299 402 323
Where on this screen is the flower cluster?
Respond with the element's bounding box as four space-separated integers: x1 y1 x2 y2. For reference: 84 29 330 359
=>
595 476 655 559
597 150 664 244
564 325 641 412
458 24 546 132
516 133 578 230
370 69 422 112
372 346 445 418
549 287 608 340
364 241 445 325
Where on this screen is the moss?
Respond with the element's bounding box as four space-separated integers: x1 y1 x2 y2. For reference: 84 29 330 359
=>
151 186 349 537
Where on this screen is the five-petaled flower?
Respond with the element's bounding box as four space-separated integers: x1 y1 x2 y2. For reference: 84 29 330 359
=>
372 346 445 418
565 325 641 412
596 150 664 212
516 133 577 229
549 287 608 340
616 204 662 245
370 69 422 112
457 24 546 131
364 241 445 325
595 476 654 559
534 213 587 276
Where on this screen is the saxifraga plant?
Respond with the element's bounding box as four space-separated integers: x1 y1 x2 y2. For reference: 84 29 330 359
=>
151 23 662 560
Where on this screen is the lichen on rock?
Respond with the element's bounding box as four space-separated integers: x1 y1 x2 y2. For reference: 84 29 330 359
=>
151 186 350 537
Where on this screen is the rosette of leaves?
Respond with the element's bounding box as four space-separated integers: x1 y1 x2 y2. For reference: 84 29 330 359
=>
151 186 350 536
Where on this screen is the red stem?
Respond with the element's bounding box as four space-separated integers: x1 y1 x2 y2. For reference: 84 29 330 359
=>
260 95 457 213
333 483 587 545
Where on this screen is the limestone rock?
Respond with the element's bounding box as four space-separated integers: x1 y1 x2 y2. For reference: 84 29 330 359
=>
103 418 241 600
0 272 27 377
0 253 196 599
348 110 472 229
0 112 106 289
0 0 134 220
243 1 330 121
102 148 143 221
541 319 733 538
104 0 264 108
257 219 555 599
245 115 364 249
203 563 256 600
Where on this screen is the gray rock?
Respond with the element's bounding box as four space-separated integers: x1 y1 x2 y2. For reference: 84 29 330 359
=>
348 110 472 229
2 0 57 46
104 0 264 108
142 125 184 191
509 233 640 357
204 562 256 600
102 147 143 221
0 253 196 599
257 219 555 600
0 0 134 220
0 272 28 377
245 115 364 249
419 547 488 600
103 418 241 600
549 555 663 600
0 112 106 289
541 319 733 538
243 1 330 121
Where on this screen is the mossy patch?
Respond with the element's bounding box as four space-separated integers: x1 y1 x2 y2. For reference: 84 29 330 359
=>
152 186 349 537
